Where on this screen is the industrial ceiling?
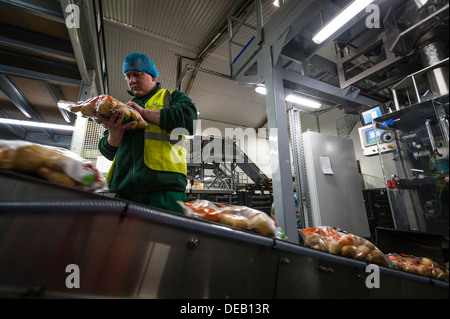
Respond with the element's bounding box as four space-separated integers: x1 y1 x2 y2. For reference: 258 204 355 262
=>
0 0 448 148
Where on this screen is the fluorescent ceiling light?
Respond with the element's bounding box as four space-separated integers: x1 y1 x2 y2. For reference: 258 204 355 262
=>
312 0 375 44
255 87 321 109
255 86 267 95
414 0 428 8
286 94 321 109
0 118 75 131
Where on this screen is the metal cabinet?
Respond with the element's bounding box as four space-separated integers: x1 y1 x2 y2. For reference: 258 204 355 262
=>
302 131 371 238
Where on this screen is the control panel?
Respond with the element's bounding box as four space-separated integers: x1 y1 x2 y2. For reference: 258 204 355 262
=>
358 125 396 156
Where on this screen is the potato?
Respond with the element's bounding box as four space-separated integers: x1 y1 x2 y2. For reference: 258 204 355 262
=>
420 257 435 267
36 167 77 187
248 214 274 236
219 213 249 229
0 147 16 169
352 236 366 247
116 104 132 117
341 245 357 258
14 144 53 171
305 233 321 246
367 250 388 266
97 98 115 114
432 268 447 280
313 243 328 252
417 266 433 277
402 264 417 274
338 235 354 247
129 107 142 120
128 121 138 130
355 245 370 260
313 238 329 252
137 119 147 129
81 104 96 117
238 207 260 220
328 240 343 255
362 241 376 250
69 104 82 112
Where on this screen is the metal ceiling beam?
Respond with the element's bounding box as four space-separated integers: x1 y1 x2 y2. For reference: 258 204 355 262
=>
59 0 105 96
0 49 81 87
266 0 329 47
0 109 27 140
232 0 329 81
280 49 339 77
0 73 56 142
45 82 76 125
26 132 72 148
300 1 375 60
0 74 37 119
0 0 65 23
282 68 382 108
0 125 72 148
335 31 403 89
0 23 76 64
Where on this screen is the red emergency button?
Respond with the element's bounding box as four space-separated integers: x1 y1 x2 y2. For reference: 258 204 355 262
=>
387 178 398 188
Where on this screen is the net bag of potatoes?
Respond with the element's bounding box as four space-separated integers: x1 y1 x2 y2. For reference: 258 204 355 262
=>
299 226 392 267
387 253 449 281
68 94 147 130
0 139 107 192
178 200 286 239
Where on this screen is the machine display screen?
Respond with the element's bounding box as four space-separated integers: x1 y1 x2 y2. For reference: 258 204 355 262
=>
358 124 393 156
360 106 385 126
365 127 384 145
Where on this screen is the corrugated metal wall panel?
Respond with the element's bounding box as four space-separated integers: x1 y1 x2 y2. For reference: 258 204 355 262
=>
103 0 236 50
102 0 281 128
104 21 197 103
189 56 267 128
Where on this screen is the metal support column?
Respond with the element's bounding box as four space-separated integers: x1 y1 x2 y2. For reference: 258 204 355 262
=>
261 45 298 244
288 104 312 229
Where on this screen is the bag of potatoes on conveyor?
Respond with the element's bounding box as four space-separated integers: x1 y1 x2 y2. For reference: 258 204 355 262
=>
0 139 107 192
67 94 147 130
178 200 286 239
386 253 449 281
299 226 392 267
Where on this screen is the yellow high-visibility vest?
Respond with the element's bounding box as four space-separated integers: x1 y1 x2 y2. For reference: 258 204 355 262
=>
105 89 188 184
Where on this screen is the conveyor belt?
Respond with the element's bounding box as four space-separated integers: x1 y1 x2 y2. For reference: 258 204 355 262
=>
0 170 448 299
0 169 103 201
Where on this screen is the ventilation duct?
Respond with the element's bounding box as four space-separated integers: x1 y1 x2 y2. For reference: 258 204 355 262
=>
418 41 449 97
383 0 449 57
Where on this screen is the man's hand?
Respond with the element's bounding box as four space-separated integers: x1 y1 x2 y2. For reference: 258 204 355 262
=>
127 101 160 125
97 112 136 147
127 101 145 116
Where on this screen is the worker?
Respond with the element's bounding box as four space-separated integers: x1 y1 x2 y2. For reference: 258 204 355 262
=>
98 52 198 214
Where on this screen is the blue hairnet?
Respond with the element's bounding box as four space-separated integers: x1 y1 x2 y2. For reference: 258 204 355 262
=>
123 53 158 78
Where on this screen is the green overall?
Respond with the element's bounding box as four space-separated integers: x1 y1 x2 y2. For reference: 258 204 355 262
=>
99 84 197 214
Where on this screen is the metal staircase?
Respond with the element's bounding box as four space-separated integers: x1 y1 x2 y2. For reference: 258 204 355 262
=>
187 136 269 190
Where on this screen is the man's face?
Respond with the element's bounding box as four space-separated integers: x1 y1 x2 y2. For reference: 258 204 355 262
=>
125 71 156 97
